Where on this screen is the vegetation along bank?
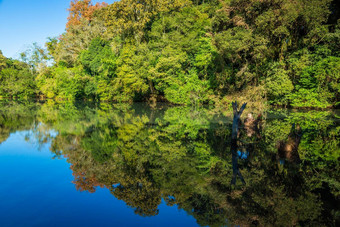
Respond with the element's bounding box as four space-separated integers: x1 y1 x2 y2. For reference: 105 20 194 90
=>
0 0 339 108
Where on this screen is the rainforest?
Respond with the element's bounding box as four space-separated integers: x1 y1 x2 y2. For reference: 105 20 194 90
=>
0 0 339 108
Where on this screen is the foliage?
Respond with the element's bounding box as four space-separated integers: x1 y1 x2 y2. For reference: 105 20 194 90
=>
287 48 340 108
36 66 95 100
103 0 191 41
1 0 339 107
0 56 36 100
265 62 294 105
66 0 107 29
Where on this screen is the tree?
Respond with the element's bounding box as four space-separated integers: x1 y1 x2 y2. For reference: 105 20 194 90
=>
55 18 107 66
19 43 50 73
104 0 191 41
66 0 107 29
0 50 7 71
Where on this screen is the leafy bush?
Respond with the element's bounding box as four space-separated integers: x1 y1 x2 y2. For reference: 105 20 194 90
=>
265 62 294 105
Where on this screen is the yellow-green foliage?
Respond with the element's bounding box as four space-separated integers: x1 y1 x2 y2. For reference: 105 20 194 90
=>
1 0 339 107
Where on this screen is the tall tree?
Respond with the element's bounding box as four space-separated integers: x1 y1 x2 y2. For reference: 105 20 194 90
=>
66 0 107 29
104 0 191 41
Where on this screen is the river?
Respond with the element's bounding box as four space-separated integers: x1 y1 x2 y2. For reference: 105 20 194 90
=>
0 101 339 226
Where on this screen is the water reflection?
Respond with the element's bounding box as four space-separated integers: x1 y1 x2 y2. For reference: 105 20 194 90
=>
0 101 339 226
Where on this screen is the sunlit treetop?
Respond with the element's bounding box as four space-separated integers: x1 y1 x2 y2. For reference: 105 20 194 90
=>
0 50 7 71
104 0 192 41
66 0 108 29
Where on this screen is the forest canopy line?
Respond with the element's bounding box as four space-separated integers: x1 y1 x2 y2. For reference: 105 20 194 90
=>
0 0 339 108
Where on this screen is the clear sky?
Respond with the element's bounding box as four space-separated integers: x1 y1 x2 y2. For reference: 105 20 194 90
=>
0 0 114 59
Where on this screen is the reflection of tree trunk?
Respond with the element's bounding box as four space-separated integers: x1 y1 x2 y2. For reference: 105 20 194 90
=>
278 124 302 163
244 113 263 139
230 101 247 185
231 139 246 185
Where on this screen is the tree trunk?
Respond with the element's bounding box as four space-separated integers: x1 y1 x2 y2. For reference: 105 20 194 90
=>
230 101 247 185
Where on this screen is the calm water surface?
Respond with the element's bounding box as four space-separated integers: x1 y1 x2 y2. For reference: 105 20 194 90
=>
0 102 339 226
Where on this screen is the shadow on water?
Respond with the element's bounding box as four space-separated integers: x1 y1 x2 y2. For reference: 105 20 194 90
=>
0 101 339 226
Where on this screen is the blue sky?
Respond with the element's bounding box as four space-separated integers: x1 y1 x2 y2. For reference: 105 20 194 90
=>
0 0 114 59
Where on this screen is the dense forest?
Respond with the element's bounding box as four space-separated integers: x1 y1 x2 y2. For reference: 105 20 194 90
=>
0 0 339 108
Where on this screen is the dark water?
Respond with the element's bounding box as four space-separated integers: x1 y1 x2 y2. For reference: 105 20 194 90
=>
0 102 339 227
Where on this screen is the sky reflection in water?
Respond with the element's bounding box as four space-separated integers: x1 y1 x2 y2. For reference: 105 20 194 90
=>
0 132 198 227
0 102 339 226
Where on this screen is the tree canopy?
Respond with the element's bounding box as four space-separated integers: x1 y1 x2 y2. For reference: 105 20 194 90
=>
0 0 339 108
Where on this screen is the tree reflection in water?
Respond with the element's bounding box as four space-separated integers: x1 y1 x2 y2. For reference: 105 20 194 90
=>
0 101 339 226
